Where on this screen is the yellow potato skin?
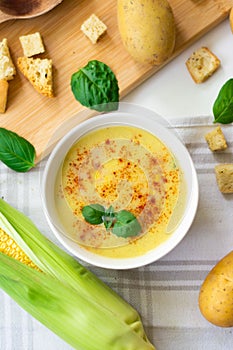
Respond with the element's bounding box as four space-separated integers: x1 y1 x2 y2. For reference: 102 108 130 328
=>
199 251 233 327
117 0 176 65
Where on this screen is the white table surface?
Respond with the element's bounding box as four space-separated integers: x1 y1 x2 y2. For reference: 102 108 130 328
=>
1 17 233 350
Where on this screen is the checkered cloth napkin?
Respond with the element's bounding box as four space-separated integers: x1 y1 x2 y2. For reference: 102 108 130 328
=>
0 116 233 350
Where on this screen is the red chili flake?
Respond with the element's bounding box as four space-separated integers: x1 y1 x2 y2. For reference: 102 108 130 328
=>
149 197 156 204
64 186 73 195
73 176 79 185
151 158 158 165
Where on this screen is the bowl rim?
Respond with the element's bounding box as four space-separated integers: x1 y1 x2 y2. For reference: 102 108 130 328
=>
41 108 199 270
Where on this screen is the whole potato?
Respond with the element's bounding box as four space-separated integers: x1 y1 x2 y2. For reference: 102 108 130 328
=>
117 0 176 65
199 251 233 327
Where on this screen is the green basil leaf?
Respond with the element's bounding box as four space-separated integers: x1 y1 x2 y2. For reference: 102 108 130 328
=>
103 217 115 230
82 203 141 238
0 128 36 172
82 204 105 225
71 60 119 112
103 206 116 229
105 205 115 218
213 78 233 124
112 210 142 238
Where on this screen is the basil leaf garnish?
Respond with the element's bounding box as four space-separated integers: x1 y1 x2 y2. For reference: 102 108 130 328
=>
81 204 105 225
112 210 142 238
213 78 233 124
103 205 116 229
71 60 119 112
82 204 141 238
0 128 36 172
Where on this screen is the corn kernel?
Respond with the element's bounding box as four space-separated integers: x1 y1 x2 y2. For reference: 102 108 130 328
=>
0 228 40 271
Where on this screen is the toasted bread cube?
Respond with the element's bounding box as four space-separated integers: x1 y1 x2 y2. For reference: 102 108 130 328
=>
0 38 16 81
19 32 45 57
186 47 220 83
17 56 53 98
215 164 233 193
205 126 227 151
81 14 107 44
0 79 9 113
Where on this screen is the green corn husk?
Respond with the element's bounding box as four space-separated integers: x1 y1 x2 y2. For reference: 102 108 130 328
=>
0 251 154 350
0 199 145 335
0 199 155 349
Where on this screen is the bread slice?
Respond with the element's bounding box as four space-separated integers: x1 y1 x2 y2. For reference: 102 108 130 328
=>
0 38 16 81
186 47 220 83
17 56 53 97
0 79 9 113
19 32 45 57
81 14 107 44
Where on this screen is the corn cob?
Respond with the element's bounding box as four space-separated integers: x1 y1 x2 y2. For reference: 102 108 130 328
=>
1 251 154 350
0 199 155 350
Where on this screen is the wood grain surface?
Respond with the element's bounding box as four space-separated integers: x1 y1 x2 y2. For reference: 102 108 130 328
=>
0 0 233 161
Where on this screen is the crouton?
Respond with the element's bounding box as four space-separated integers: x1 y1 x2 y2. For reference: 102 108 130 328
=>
19 32 45 57
215 164 233 193
81 14 107 44
205 126 227 151
186 47 220 83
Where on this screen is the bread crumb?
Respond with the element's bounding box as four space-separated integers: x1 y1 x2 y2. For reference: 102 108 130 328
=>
186 47 220 83
17 56 53 98
0 79 9 113
215 164 233 193
205 126 227 151
19 32 45 57
0 38 16 81
81 14 107 44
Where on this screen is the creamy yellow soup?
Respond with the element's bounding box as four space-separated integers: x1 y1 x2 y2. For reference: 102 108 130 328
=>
55 125 186 258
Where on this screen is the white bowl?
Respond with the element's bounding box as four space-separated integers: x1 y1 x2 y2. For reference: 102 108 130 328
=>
41 104 199 269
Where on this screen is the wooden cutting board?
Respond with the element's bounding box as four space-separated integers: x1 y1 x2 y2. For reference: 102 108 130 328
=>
0 0 233 161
